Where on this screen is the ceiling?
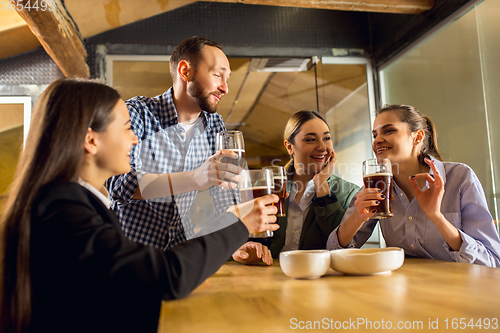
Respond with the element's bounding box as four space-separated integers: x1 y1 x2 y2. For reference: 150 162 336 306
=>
0 0 436 62
0 0 477 167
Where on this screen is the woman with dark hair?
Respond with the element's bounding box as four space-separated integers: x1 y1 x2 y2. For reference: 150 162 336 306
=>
0 78 278 333
233 111 359 263
327 104 500 267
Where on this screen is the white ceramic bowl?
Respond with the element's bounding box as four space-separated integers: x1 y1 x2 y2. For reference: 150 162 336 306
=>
330 247 405 275
279 250 331 279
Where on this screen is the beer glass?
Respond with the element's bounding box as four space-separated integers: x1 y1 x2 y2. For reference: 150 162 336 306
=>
264 166 286 217
239 169 274 238
215 130 246 170
362 158 394 218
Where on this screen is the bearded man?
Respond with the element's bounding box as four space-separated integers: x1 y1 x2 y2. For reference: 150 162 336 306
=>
107 37 251 252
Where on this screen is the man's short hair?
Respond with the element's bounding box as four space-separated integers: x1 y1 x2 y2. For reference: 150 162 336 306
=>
169 36 224 82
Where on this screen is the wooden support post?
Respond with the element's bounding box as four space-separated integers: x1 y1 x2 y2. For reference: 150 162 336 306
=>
16 0 89 78
204 0 434 14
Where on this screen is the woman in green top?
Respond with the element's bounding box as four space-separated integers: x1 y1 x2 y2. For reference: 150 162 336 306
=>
233 111 360 263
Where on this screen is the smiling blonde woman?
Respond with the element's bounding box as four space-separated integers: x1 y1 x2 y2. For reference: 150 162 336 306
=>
233 111 360 264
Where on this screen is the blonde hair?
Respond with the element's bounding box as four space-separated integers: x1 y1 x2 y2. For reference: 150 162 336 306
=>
283 110 329 169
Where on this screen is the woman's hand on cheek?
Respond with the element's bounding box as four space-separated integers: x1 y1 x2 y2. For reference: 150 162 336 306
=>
313 150 337 197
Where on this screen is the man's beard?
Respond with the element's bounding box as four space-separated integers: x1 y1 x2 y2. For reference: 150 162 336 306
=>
188 77 220 114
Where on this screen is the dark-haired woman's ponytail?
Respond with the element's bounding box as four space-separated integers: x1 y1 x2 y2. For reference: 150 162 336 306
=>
418 115 443 164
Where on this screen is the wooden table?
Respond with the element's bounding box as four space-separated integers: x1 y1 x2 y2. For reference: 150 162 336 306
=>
158 259 500 332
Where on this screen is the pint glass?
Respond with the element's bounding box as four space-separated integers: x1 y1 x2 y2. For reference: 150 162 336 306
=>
215 130 246 170
264 166 286 217
239 169 274 238
362 158 394 218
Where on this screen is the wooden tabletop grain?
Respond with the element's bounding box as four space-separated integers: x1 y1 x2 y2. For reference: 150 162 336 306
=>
158 258 500 332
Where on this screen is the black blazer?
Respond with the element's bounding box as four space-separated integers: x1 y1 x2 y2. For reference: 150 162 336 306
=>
29 181 247 333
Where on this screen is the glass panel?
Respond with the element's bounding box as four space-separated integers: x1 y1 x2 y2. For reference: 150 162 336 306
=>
0 103 24 213
319 63 371 187
380 7 498 225
476 0 500 230
318 63 377 245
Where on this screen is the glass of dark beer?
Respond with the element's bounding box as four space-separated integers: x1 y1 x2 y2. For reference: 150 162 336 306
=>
362 158 394 218
264 166 286 217
239 169 274 238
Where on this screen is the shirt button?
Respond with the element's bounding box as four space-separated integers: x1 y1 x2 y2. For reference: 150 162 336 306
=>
306 194 309 197
296 230 300 234
411 244 415 248
400 193 404 196
299 212 302 215
409 216 413 220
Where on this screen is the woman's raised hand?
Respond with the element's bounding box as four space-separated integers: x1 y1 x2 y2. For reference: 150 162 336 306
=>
313 150 337 197
408 157 445 220
351 188 386 223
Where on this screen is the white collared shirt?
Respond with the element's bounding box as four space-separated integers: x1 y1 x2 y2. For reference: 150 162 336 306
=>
78 178 112 209
282 178 316 252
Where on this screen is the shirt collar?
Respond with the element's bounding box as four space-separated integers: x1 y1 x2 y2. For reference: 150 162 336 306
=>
285 160 316 196
78 178 112 209
289 177 315 211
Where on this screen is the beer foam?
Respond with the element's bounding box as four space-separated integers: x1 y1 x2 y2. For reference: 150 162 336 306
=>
363 172 392 178
273 176 287 180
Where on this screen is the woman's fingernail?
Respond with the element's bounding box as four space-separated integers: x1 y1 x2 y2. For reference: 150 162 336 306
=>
375 201 380 205
371 209 377 213
381 194 386 199
410 175 415 179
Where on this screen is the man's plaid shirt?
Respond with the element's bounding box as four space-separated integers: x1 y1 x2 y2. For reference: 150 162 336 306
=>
107 88 237 250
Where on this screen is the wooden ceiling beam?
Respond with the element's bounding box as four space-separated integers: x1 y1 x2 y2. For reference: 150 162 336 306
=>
16 0 89 78
203 0 434 14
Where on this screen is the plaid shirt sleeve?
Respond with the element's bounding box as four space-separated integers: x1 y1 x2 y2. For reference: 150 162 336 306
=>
208 114 241 217
106 91 240 250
